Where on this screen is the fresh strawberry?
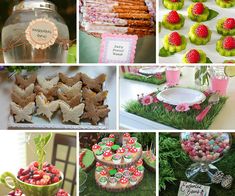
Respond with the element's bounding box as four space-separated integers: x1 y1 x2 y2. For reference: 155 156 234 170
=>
192 3 204 15
223 36 235 50
196 24 208 38
171 0 179 2
169 32 182 46
167 11 180 24
223 18 235 30
186 49 201 63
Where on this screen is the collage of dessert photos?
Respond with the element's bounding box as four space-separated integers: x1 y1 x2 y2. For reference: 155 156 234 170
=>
0 0 234 196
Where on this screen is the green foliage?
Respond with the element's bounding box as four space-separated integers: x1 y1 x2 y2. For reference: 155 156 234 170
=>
194 66 210 86
5 66 39 73
132 132 156 150
159 133 188 191
124 95 227 130
123 72 166 85
34 133 52 170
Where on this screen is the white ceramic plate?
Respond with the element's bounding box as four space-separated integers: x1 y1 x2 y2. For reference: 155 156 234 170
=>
139 67 165 75
157 87 206 106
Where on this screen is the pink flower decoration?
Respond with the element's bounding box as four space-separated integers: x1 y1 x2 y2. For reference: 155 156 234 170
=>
203 89 213 97
163 103 173 111
153 96 159 103
175 103 190 112
192 104 201 110
141 95 153 106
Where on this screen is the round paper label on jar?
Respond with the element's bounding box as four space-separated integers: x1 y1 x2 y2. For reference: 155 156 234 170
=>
25 18 58 50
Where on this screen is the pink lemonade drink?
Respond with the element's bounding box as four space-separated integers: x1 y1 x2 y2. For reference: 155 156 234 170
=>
166 67 180 86
211 76 229 96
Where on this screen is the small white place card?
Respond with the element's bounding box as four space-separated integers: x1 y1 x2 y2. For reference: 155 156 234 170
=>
178 181 210 196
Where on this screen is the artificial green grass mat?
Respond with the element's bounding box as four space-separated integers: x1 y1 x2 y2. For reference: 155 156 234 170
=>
160 140 235 196
80 167 156 196
123 72 166 85
124 96 227 130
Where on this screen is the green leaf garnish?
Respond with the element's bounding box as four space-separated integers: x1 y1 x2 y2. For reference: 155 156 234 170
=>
159 47 176 57
34 133 52 170
206 57 212 63
207 9 219 21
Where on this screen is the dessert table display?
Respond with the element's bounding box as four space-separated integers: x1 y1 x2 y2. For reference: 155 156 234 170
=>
92 133 145 192
79 0 156 63
0 133 70 196
120 66 235 130
159 0 235 63
0 66 116 130
160 133 235 196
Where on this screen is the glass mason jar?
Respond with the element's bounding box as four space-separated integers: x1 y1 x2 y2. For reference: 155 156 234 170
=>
2 0 69 63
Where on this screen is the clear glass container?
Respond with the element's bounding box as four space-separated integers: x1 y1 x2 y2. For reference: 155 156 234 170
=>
2 0 69 63
180 132 231 185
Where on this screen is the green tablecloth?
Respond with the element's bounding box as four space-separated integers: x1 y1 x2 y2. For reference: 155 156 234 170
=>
79 31 156 63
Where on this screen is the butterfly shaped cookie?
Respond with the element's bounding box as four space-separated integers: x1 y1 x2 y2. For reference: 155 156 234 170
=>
36 93 60 121
37 75 59 90
83 88 108 106
11 102 35 123
15 73 37 89
12 92 36 108
58 91 82 108
59 73 81 86
12 83 35 97
35 85 58 101
81 73 106 92
58 81 82 99
60 101 85 124
82 101 110 125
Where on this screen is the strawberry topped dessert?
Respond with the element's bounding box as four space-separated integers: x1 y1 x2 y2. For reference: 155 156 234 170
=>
216 0 235 8
189 23 211 45
163 0 184 10
182 49 207 63
163 31 187 53
162 10 185 30
217 18 235 36
216 36 235 56
188 3 209 22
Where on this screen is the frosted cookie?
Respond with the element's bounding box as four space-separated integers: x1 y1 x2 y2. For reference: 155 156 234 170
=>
36 93 60 121
81 73 106 92
15 73 37 89
58 81 82 99
10 102 35 123
60 101 85 125
12 83 35 97
37 75 59 90
11 92 36 108
59 73 81 86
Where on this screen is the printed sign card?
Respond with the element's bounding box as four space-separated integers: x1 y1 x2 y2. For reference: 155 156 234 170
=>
178 181 210 196
99 34 138 63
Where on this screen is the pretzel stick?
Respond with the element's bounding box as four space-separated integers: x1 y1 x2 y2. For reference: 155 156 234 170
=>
118 13 151 19
114 5 148 11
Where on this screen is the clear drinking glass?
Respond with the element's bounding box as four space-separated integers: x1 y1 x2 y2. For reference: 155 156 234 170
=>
2 0 69 63
166 66 180 86
210 67 229 96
